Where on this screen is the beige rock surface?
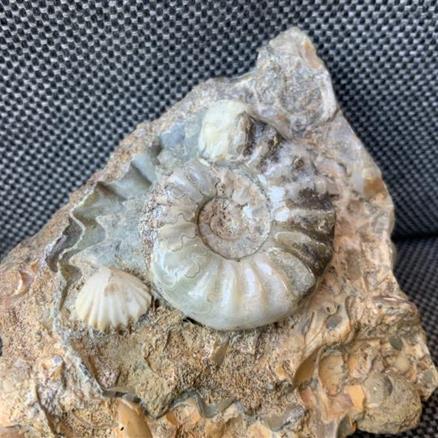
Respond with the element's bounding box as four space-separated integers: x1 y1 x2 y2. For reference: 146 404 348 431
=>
0 27 436 437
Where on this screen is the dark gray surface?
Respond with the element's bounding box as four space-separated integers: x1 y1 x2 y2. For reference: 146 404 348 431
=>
0 1 437 435
1 1 438 257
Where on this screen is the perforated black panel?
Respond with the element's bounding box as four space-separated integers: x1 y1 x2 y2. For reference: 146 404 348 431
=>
1 1 438 257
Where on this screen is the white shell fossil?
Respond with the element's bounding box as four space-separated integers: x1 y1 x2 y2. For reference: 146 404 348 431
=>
145 138 335 329
74 266 152 331
198 100 250 162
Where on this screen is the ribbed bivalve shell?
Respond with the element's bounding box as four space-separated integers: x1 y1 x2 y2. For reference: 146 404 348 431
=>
74 266 151 331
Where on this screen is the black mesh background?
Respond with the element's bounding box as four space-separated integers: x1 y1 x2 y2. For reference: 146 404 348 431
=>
0 1 437 436
1 0 438 256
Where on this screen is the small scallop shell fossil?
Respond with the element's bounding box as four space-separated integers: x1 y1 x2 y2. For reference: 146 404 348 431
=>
74 266 151 331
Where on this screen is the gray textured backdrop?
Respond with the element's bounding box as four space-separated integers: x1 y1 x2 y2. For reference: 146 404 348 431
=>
0 1 437 436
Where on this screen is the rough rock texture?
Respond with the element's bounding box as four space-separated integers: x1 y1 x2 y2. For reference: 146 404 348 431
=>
0 28 436 437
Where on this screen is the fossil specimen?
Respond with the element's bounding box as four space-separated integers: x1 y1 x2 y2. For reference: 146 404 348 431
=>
0 27 436 438
74 267 152 331
198 100 250 161
146 141 334 330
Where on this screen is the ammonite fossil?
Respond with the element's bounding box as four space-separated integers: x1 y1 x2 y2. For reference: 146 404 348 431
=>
142 101 335 330
58 98 334 331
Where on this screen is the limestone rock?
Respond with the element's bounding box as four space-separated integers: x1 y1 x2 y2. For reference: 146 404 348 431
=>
0 27 436 437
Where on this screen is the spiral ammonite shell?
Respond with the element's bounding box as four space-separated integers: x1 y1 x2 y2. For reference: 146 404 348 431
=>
147 149 335 330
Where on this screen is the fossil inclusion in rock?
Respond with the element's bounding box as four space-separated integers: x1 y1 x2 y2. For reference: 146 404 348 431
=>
74 267 152 331
0 28 436 437
145 154 334 330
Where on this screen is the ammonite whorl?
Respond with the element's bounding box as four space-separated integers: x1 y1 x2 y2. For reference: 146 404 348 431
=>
145 102 335 330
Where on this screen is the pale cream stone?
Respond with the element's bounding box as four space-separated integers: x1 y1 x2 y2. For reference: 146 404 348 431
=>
198 99 249 161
